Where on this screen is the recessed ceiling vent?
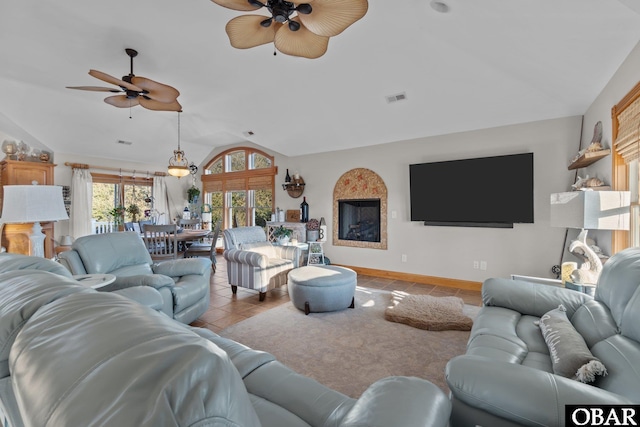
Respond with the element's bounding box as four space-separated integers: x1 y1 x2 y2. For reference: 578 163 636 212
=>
117 139 133 145
385 92 407 104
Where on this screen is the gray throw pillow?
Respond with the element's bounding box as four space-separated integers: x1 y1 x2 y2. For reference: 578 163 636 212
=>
536 304 607 383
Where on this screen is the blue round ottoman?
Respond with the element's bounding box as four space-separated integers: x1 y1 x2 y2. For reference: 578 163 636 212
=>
288 265 357 315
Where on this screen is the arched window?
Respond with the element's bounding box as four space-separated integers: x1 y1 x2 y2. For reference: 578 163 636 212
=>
202 147 276 230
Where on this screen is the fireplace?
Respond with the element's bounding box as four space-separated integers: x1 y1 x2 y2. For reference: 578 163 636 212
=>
332 168 387 250
338 199 381 242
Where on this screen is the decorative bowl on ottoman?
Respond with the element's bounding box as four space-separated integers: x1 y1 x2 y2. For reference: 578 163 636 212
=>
288 265 357 315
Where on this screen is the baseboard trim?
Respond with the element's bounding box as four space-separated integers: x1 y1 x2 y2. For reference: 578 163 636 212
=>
336 264 482 292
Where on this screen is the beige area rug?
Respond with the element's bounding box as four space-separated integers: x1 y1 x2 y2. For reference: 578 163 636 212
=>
385 291 473 331
220 287 479 398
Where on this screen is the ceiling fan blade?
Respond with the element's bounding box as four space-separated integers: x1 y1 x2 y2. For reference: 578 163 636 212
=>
104 95 140 108
211 0 262 11
226 15 278 49
66 86 122 93
298 0 368 37
139 97 183 112
274 18 328 59
89 69 143 92
131 76 180 103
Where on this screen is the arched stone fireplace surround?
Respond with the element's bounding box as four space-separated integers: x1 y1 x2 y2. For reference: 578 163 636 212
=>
333 168 387 250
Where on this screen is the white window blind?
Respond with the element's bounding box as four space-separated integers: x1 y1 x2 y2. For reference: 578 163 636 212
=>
615 95 640 163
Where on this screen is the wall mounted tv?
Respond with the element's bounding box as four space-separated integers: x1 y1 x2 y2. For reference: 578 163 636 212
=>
410 153 534 228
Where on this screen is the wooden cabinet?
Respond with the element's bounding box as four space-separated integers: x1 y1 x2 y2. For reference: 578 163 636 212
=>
1 160 56 258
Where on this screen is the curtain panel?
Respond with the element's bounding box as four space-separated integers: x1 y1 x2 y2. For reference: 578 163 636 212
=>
70 168 93 238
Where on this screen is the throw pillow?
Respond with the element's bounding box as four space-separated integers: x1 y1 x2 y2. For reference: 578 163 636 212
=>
536 304 607 383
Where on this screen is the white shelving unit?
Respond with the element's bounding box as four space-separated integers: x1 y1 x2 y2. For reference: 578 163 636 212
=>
307 242 325 265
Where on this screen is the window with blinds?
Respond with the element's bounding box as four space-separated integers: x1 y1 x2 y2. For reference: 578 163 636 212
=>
612 80 640 251
614 90 640 163
202 147 276 229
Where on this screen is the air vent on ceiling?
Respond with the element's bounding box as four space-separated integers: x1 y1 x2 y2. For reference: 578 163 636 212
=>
385 92 407 104
116 139 133 145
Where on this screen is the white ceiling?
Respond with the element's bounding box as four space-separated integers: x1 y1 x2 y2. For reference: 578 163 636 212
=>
1 0 640 167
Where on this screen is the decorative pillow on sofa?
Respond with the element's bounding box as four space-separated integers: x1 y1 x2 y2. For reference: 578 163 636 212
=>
536 304 607 383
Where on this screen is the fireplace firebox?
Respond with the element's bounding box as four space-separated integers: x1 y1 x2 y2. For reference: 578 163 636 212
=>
338 199 381 242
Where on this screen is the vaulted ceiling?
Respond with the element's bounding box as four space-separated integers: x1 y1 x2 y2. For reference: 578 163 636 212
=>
1 0 640 167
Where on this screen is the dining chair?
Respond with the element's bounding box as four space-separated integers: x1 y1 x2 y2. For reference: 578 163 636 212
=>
184 221 221 272
124 222 135 231
142 224 178 260
139 220 154 232
179 218 201 230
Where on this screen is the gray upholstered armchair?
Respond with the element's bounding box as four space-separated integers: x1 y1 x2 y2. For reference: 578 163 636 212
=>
57 232 211 324
223 226 300 301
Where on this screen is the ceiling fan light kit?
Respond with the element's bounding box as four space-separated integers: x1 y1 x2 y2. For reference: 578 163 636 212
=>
212 0 368 58
168 112 191 178
67 48 182 112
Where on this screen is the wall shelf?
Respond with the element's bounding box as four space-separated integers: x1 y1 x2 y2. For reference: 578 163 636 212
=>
568 149 611 170
282 176 305 198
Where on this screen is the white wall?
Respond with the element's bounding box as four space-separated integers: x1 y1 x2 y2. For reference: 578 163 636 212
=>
275 116 582 282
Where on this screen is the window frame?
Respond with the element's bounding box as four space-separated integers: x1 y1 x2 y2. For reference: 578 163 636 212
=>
202 147 277 230
91 173 153 223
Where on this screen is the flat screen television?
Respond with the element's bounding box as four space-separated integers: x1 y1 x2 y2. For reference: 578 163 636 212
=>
409 153 534 228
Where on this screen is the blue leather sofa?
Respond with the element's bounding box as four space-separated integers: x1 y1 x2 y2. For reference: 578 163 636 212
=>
446 247 640 427
57 231 211 324
0 254 451 427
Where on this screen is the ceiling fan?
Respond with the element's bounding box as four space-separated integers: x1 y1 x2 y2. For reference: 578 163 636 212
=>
67 48 182 112
211 0 368 59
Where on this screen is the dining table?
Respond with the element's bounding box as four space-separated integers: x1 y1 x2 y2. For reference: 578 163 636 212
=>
174 229 211 243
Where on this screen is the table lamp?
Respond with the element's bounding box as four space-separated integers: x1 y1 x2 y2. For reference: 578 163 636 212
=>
1 185 69 257
550 190 630 284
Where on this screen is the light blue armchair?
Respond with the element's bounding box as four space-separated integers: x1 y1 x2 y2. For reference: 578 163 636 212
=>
223 226 300 301
57 232 211 324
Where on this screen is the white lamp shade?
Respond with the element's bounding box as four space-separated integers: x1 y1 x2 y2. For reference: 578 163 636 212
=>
1 185 69 223
550 191 630 230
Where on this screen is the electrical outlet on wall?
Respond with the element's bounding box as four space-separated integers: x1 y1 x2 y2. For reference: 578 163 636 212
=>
480 261 487 271
401 254 407 262
473 261 479 269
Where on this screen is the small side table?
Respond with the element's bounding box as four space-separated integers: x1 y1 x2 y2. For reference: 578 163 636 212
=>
73 273 116 290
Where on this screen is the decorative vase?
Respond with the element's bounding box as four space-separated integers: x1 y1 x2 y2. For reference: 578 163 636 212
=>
300 197 309 222
306 230 319 242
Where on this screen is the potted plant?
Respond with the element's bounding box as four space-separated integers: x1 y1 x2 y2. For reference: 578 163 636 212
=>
187 186 200 204
306 218 320 242
107 205 126 227
273 225 293 244
126 204 141 222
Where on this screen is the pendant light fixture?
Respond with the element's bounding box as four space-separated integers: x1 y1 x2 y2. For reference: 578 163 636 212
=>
167 111 190 178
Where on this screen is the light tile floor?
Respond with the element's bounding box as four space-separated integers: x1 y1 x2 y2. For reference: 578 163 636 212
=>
191 255 483 333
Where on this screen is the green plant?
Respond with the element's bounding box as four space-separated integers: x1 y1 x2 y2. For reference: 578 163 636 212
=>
187 186 201 203
126 204 141 221
107 205 126 225
306 218 319 230
273 225 292 239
